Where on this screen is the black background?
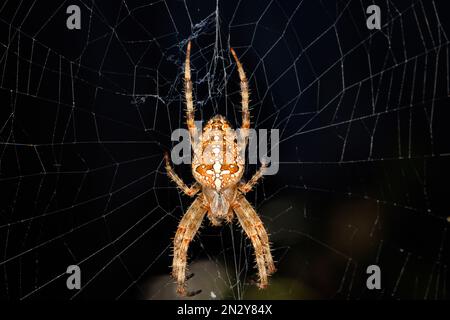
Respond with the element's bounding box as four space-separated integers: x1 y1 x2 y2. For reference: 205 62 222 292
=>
0 0 449 299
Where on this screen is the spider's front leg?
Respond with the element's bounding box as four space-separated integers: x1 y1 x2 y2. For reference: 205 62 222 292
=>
172 197 207 296
239 163 267 194
164 152 200 197
233 195 276 289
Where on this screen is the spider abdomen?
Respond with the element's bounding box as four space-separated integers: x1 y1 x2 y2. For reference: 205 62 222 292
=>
192 115 244 191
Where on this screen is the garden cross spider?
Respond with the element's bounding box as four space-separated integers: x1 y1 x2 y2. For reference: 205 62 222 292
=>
164 41 276 296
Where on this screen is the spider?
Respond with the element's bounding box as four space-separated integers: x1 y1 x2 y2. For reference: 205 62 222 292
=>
164 41 276 296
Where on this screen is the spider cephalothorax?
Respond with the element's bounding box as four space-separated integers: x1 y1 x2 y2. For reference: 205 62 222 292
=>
165 41 276 296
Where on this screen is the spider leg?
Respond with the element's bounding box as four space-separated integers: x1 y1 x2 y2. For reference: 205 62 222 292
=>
239 163 267 194
233 196 276 289
172 197 207 296
185 41 198 141
230 48 250 135
164 152 200 197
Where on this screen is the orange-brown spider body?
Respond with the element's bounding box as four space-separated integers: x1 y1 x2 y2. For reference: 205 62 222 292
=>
165 41 276 296
192 115 244 224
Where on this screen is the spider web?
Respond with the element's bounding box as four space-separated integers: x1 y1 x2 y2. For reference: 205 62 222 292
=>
0 0 449 300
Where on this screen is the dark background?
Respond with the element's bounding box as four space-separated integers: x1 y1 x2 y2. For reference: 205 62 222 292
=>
0 0 449 299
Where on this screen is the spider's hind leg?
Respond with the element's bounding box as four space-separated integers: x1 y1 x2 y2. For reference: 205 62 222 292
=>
230 47 250 131
184 41 198 141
